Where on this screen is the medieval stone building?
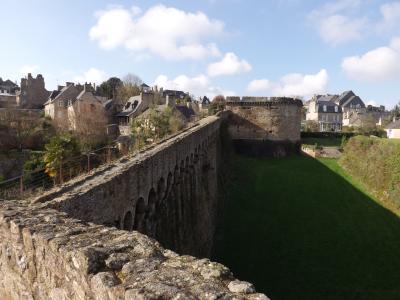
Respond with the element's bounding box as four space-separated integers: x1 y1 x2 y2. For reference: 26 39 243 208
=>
16 73 50 109
44 82 108 141
226 96 303 156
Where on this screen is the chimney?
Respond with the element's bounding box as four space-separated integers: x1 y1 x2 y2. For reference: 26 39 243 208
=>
57 85 65 91
66 82 74 87
166 95 176 107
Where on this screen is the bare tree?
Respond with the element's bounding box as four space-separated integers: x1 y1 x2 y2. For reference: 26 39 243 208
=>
116 73 144 105
123 73 143 86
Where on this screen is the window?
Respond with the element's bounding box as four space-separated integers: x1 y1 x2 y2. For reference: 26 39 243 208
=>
58 100 63 107
323 105 327 112
334 106 338 112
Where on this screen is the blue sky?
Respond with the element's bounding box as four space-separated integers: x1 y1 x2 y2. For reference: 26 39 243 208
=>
1 0 400 108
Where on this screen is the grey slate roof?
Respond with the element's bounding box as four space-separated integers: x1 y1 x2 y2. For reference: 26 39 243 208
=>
316 100 342 113
116 96 142 117
163 89 188 99
103 99 115 110
316 95 338 102
342 95 365 108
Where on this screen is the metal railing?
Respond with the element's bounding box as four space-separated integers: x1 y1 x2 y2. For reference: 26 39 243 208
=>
0 116 211 201
0 142 122 200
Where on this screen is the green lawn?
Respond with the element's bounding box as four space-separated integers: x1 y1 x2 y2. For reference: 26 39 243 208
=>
213 155 400 300
301 137 342 147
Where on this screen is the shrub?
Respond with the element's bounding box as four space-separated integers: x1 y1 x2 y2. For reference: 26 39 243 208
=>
44 135 81 178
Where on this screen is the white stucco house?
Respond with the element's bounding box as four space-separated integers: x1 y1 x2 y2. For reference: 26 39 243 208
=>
385 119 400 139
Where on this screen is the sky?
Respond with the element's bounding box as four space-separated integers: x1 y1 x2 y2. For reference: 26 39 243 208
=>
1 0 400 108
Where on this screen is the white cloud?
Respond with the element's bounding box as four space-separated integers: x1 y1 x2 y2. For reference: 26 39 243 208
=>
247 79 271 93
20 65 40 75
246 69 329 98
207 52 252 77
342 37 400 82
378 2 400 32
74 68 108 85
89 5 224 60
309 0 366 45
313 0 361 16
154 74 234 99
318 15 366 45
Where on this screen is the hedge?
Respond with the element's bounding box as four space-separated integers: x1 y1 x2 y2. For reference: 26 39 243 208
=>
339 136 400 209
301 132 356 139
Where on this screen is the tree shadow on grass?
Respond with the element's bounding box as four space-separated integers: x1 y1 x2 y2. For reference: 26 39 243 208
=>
213 155 400 300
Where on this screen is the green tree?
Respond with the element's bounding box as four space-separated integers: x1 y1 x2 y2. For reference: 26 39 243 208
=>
43 135 80 179
305 120 319 132
97 77 123 99
390 102 400 119
131 106 183 150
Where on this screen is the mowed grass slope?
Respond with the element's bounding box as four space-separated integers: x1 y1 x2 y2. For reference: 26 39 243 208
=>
213 156 400 300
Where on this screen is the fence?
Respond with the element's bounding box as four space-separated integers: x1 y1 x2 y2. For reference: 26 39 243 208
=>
0 142 122 200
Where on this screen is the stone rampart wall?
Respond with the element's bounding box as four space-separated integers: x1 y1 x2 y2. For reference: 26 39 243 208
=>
41 116 222 257
0 114 269 299
0 200 266 300
0 114 267 299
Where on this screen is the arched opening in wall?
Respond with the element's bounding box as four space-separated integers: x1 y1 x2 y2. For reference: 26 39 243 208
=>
134 197 146 233
157 177 166 202
166 172 173 195
146 188 157 236
122 211 133 231
185 156 189 169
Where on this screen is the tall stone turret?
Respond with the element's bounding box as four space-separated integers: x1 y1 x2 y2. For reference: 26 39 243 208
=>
225 96 303 157
16 73 50 108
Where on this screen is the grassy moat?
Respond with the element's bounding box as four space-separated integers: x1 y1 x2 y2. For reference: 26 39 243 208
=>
213 155 400 300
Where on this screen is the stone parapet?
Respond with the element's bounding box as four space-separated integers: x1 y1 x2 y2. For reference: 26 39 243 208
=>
226 96 303 107
0 200 267 300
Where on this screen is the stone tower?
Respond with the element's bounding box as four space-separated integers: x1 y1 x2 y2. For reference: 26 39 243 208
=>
16 73 50 108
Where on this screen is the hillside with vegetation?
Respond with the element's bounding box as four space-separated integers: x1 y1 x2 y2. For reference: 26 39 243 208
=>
340 136 400 214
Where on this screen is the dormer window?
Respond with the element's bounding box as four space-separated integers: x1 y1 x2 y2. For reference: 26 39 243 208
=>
323 105 327 112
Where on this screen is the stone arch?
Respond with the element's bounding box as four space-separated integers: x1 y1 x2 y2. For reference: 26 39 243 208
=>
166 172 173 196
174 165 180 184
185 156 190 169
146 188 157 236
157 177 166 202
134 197 146 233
122 211 133 231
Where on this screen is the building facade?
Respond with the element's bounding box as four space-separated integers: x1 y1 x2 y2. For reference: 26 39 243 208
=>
306 96 343 132
16 73 50 109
